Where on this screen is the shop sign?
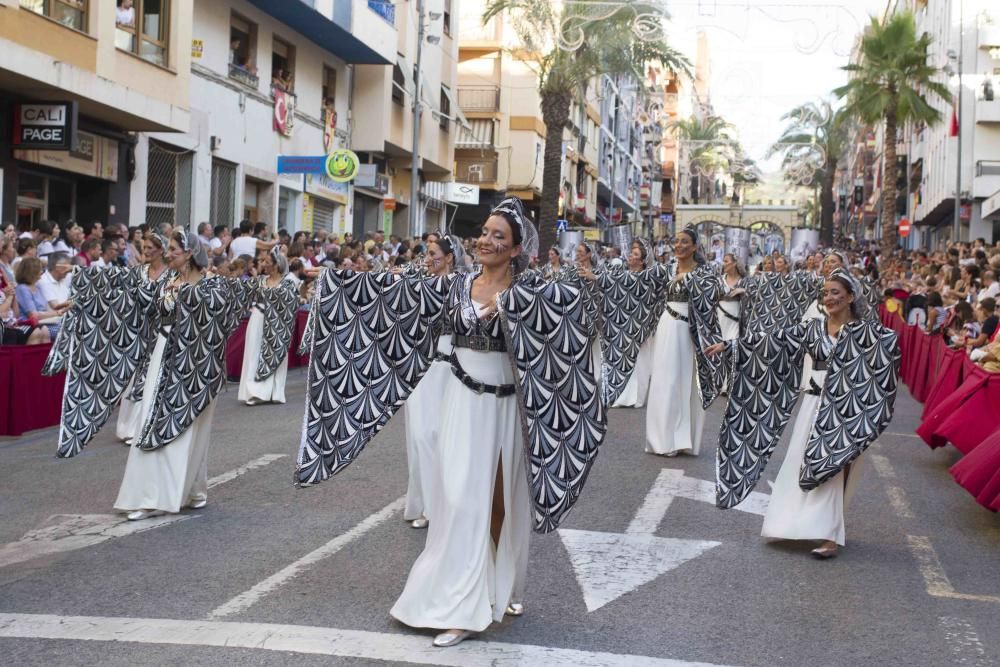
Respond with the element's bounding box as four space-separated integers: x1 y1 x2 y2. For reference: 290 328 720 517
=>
278 149 360 183
305 173 349 204
384 198 397 211
14 130 118 181
301 194 314 232
13 102 77 150
444 182 480 205
191 39 203 59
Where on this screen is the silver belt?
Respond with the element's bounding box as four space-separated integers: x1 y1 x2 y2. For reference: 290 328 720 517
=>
453 334 507 353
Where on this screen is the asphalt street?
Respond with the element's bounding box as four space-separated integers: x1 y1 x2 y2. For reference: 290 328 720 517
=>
1 367 998 666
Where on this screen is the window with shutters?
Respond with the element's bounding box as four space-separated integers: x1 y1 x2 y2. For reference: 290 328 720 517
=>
210 159 237 227
146 140 192 229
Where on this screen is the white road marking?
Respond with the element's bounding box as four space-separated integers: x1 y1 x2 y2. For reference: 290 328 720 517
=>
938 616 991 667
209 495 406 619
207 454 287 488
0 454 286 570
869 453 896 479
883 431 922 439
869 453 914 519
0 613 740 667
906 535 1000 604
560 470 765 612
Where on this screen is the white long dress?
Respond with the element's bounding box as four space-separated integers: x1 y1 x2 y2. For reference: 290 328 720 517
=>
645 300 705 456
115 379 143 442
237 308 288 405
403 333 453 522
391 304 532 632
113 330 216 513
761 363 864 546
612 336 654 408
718 283 741 342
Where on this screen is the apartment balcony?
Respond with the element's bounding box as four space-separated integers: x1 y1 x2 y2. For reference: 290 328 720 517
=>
456 118 495 149
976 99 1000 124
455 155 499 185
457 86 501 113
974 160 1000 198
366 0 395 25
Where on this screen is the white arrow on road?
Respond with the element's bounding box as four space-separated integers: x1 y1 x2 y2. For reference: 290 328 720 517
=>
0 454 286 569
559 468 771 612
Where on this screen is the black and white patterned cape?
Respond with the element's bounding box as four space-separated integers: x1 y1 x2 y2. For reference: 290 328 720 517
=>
664 261 725 409
294 270 452 486
44 266 158 458
251 276 300 382
499 274 606 533
741 271 821 333
134 276 252 451
715 317 900 509
125 265 176 403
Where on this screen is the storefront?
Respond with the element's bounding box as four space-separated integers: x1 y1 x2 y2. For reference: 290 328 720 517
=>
303 174 350 236
277 173 304 233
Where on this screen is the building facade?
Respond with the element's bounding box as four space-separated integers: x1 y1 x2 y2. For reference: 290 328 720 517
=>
1 0 192 230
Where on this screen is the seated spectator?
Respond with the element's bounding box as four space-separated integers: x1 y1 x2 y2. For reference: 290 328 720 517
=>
77 239 101 267
38 253 74 309
14 258 68 338
92 238 119 268
965 298 998 350
0 238 15 287
945 301 976 348
925 292 947 334
34 220 57 259
209 255 230 277
14 238 36 268
0 281 49 345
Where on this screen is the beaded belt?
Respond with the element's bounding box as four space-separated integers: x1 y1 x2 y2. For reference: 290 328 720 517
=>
453 334 507 353
719 304 740 322
433 350 451 363
450 354 516 397
664 302 689 323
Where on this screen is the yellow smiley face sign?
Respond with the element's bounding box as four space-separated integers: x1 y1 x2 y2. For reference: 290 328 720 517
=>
325 149 360 183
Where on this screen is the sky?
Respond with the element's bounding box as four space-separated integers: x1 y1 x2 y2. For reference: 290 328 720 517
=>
661 0 888 183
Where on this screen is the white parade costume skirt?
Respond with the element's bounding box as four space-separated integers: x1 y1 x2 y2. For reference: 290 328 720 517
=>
113 331 216 514
238 308 288 405
403 334 453 522
798 300 823 391
115 378 142 442
612 336 654 408
761 371 864 546
718 301 741 342
391 346 532 632
645 302 706 456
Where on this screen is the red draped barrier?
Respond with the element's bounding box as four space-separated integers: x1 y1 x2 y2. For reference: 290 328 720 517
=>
950 426 1000 512
921 346 966 419
0 343 65 436
225 309 310 380
917 363 1000 453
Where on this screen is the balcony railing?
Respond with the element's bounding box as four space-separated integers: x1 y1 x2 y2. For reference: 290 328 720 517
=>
455 156 498 184
229 62 259 89
457 86 501 112
367 0 395 25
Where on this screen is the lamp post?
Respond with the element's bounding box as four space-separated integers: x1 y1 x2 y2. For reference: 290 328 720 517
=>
409 0 426 238
952 0 964 243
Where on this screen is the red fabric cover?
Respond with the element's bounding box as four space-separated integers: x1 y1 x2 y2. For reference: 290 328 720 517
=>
0 343 65 436
949 426 1000 512
225 309 309 379
921 346 967 420
917 362 1000 452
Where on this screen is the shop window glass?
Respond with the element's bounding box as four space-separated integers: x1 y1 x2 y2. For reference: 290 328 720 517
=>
21 0 87 32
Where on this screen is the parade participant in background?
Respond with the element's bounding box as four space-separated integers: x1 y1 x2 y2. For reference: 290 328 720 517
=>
238 247 297 405
542 245 563 279
114 232 250 520
613 238 657 409
709 270 899 559
645 228 724 456
403 236 463 529
115 233 173 442
718 253 746 341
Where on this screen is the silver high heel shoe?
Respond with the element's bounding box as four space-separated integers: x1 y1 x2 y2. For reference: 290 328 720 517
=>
188 498 208 510
126 509 166 521
410 517 429 529
505 603 524 616
432 629 472 647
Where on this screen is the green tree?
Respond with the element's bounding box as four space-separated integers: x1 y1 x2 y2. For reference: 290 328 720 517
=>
668 115 733 205
834 10 950 252
483 0 690 249
769 100 850 244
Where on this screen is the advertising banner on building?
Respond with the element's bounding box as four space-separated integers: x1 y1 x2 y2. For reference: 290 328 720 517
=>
14 131 118 181
789 228 820 264
273 90 296 137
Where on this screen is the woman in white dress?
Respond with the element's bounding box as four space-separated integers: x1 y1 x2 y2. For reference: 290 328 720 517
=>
403 236 460 529
613 240 655 408
718 253 745 342
238 247 295 405
116 233 171 442
391 198 537 648
645 229 722 456
115 232 241 521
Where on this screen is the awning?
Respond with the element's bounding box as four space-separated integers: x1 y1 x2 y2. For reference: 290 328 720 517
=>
440 85 471 131
396 53 415 99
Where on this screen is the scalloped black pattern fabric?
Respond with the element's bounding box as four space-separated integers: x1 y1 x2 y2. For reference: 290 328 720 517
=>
295 271 451 486
799 320 899 490
595 267 664 405
49 266 157 458
125 266 175 402
672 262 725 409
254 277 300 382
742 272 821 333
135 276 252 451
499 275 606 533
42 267 107 377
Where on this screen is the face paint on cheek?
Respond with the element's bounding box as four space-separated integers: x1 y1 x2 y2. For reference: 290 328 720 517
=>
494 241 508 254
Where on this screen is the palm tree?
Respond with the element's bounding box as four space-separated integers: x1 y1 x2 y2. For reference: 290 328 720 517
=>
668 115 733 204
769 100 850 244
834 10 950 252
483 0 690 249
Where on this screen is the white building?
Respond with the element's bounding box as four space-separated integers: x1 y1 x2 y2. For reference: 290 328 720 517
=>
908 0 1000 245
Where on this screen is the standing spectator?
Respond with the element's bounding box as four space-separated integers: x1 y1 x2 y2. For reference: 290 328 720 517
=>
210 225 231 257
38 253 74 309
84 221 104 242
35 220 57 259
196 222 213 247
14 257 69 337
231 219 275 257
253 221 271 241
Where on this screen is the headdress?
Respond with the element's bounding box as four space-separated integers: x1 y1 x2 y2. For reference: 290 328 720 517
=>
631 236 654 269
179 232 209 269
150 233 169 251
490 196 539 274
828 268 871 320
679 226 708 265
270 245 289 275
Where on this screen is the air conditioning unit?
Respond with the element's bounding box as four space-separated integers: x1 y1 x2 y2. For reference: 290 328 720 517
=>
467 164 484 182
